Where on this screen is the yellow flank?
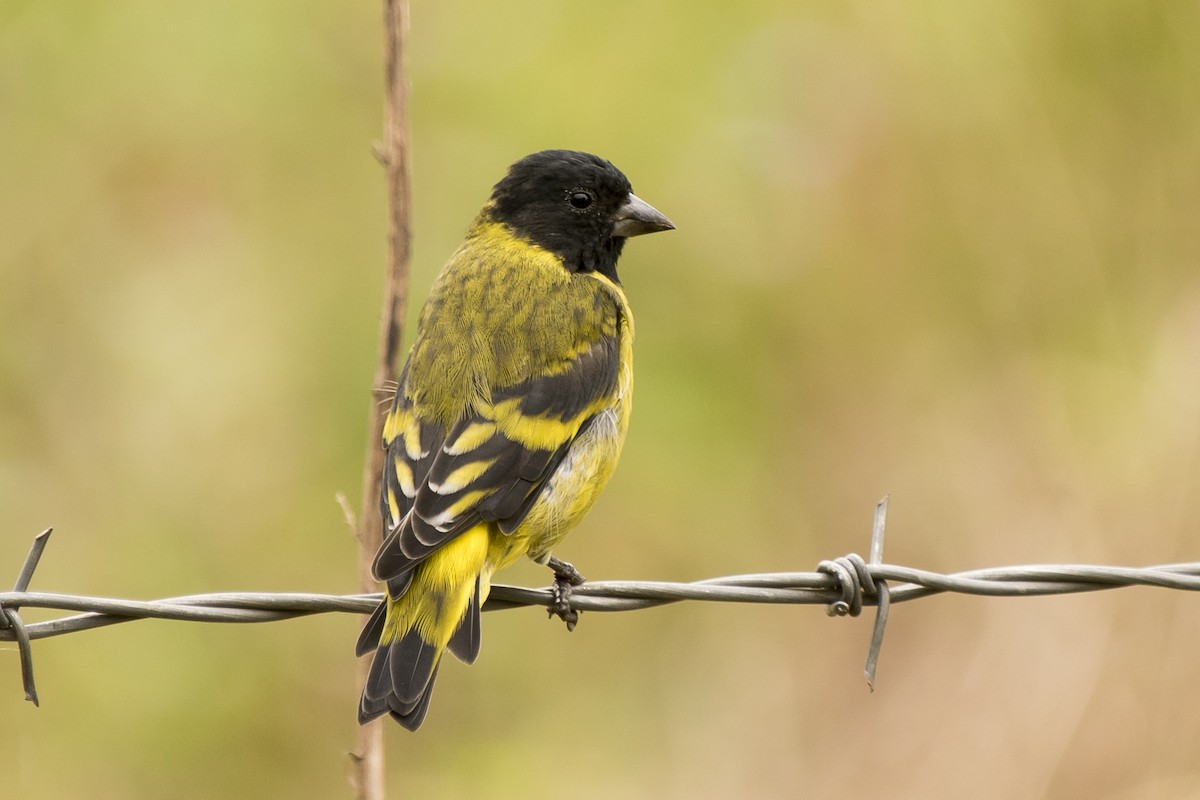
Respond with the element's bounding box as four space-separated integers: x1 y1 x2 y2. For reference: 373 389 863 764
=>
381 524 490 646
521 409 628 564
474 412 629 586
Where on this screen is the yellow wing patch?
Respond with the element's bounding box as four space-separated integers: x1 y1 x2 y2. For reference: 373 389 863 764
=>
383 404 429 462
430 458 498 496
386 486 402 528
392 456 416 499
489 398 604 452
425 489 492 532
444 421 497 455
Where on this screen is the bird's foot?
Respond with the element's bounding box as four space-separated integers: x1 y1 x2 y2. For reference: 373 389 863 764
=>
547 556 585 632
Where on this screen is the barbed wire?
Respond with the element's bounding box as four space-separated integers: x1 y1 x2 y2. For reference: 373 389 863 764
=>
5 500 1200 710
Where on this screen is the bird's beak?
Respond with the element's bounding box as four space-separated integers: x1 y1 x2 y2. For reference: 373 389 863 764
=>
612 193 675 238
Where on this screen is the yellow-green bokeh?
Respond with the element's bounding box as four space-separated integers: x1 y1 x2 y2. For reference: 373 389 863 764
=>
3 1 1200 797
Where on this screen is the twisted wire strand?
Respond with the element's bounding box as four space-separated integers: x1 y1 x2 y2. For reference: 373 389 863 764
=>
6 509 1200 708
4 561 1200 642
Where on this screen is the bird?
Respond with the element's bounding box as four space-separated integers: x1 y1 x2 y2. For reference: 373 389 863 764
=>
356 149 674 730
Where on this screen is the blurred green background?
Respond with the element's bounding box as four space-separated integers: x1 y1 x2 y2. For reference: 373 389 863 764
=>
4 1 1200 797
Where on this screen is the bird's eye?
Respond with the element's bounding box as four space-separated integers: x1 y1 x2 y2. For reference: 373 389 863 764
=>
568 190 594 210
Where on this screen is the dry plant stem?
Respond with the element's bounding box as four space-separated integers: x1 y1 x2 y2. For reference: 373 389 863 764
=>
353 0 412 798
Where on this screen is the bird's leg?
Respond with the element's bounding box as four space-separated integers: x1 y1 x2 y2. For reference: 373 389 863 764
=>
547 556 585 632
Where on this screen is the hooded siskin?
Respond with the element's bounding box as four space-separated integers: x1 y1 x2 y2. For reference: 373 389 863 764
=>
357 150 674 730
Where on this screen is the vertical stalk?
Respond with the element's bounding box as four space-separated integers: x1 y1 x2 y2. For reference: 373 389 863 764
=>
352 1 411 797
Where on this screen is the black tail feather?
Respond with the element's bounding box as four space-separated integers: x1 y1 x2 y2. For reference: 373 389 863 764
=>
389 665 438 731
358 640 394 723
358 661 439 732
355 601 388 657
357 568 483 730
389 627 438 706
358 620 443 730
446 576 482 664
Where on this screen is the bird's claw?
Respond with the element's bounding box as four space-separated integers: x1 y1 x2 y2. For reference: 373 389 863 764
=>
547 556 585 631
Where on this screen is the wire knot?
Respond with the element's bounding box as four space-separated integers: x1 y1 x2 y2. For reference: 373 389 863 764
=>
817 553 876 617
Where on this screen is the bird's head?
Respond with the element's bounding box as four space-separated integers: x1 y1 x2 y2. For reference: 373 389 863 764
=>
485 149 674 282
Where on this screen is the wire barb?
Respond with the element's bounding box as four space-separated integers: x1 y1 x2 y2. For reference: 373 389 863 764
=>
0 528 52 706
865 496 891 690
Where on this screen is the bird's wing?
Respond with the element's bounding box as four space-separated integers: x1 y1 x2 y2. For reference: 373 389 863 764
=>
372 334 621 595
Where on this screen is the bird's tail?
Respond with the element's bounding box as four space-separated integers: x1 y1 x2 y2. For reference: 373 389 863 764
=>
357 526 488 730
